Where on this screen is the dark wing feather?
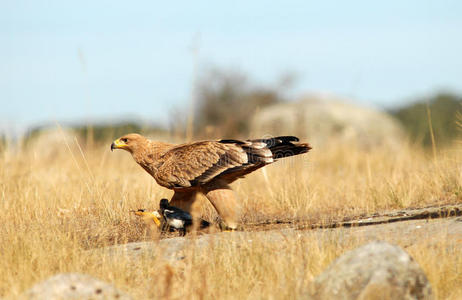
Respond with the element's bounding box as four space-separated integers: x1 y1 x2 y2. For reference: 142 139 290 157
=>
218 136 311 181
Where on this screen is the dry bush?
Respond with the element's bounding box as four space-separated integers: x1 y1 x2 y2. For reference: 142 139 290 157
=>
193 68 286 139
0 135 461 299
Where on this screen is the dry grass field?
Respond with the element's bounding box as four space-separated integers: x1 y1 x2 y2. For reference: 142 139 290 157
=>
1 134 461 299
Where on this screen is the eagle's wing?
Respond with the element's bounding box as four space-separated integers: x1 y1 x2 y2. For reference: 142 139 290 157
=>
155 137 310 189
155 141 250 188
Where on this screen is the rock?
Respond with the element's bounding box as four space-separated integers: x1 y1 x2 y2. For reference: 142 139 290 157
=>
22 273 132 300
92 215 462 268
308 241 433 300
90 230 293 265
250 94 404 148
96 236 191 265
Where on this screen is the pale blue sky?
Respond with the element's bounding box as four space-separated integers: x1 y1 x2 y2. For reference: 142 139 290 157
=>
1 0 462 135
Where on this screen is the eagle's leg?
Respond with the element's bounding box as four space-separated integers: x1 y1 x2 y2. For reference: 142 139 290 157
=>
203 181 240 230
169 190 197 212
170 190 201 231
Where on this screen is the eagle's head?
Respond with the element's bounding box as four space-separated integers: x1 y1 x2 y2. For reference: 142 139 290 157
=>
110 133 146 154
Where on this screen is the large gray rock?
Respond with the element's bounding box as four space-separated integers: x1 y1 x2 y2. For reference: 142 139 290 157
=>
308 241 433 300
22 273 132 300
251 95 404 148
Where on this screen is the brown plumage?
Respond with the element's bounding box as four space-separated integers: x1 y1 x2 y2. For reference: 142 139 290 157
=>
111 133 311 229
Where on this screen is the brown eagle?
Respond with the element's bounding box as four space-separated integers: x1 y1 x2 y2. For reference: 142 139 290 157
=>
111 134 311 229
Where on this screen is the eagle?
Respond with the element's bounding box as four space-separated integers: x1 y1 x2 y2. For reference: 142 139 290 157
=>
111 134 311 229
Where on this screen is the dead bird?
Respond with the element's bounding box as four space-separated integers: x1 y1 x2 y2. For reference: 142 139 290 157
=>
158 198 211 236
158 199 193 236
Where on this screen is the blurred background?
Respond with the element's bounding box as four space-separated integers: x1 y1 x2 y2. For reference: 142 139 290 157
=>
1 0 461 149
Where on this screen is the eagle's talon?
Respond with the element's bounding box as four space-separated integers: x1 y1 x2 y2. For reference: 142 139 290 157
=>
218 221 239 232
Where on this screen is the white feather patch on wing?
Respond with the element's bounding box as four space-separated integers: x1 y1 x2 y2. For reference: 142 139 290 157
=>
168 219 185 229
250 142 266 149
262 148 273 158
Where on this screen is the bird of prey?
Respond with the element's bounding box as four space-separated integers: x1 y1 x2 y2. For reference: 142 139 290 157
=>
111 133 311 229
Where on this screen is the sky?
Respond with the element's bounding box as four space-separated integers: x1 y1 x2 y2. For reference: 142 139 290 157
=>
1 0 462 135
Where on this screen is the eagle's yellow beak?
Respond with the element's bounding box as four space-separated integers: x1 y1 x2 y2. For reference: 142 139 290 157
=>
111 138 127 151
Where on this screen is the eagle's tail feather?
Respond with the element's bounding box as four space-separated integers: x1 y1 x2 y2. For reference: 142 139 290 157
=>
245 136 311 162
220 135 311 165
264 136 311 159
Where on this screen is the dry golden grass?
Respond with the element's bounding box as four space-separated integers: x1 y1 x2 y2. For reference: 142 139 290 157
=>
0 135 461 299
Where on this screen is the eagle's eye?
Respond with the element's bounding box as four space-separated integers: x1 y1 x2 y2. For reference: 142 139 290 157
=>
121 138 128 143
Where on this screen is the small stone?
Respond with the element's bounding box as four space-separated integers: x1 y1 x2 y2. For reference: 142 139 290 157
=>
22 273 132 300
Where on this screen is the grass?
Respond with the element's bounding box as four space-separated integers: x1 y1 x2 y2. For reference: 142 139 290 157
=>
0 134 461 299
